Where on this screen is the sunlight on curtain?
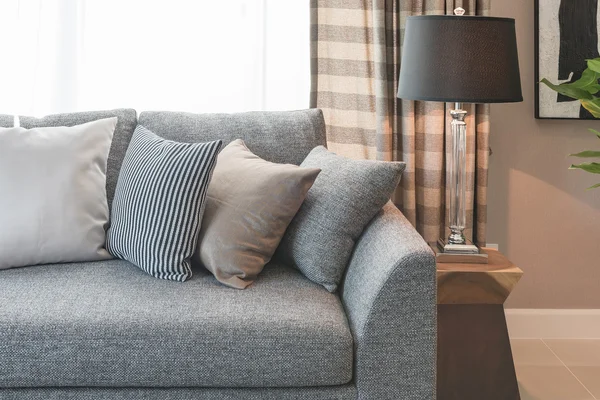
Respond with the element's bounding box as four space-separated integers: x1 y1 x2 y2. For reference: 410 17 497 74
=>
0 0 309 116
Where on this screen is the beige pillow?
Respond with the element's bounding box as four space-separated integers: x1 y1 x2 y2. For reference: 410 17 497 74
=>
196 139 320 289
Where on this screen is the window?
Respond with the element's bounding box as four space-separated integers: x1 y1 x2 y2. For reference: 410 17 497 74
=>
0 0 310 116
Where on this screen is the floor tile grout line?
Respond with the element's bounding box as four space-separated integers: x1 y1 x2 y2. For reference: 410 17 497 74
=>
540 339 597 400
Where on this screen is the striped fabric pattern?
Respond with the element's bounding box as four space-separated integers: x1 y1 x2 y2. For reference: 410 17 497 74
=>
106 125 222 282
311 0 491 246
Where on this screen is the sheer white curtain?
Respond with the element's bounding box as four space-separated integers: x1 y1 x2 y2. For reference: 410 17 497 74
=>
0 0 309 116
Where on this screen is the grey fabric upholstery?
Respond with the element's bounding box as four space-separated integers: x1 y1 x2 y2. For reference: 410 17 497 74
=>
0 114 13 127
138 109 326 165
341 202 437 400
0 108 437 399
0 109 137 212
0 260 353 388
0 386 356 400
277 146 405 292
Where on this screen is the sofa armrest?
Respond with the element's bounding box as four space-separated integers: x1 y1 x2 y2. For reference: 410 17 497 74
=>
341 202 436 400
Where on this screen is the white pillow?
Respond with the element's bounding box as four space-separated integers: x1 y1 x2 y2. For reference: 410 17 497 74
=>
0 117 117 269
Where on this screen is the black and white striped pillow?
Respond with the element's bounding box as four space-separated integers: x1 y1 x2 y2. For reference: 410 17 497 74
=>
106 125 222 282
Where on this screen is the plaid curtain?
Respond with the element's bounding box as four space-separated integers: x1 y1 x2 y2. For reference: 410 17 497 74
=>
310 0 491 246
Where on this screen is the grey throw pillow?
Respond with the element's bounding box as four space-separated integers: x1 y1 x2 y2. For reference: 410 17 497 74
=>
277 146 406 292
196 139 320 289
0 117 117 269
106 126 222 282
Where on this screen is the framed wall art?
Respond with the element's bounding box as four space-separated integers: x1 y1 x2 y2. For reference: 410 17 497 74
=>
535 0 600 119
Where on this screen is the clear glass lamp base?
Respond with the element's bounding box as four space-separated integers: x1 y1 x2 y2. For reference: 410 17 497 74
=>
435 102 489 264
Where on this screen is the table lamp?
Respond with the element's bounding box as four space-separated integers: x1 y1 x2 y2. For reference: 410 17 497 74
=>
397 8 522 262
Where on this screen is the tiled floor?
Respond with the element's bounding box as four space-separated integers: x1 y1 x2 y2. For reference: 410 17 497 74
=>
511 339 600 400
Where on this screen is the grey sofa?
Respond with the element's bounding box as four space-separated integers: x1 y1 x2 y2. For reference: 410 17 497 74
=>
0 109 436 400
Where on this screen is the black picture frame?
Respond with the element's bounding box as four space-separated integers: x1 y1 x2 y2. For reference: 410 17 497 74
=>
534 0 542 119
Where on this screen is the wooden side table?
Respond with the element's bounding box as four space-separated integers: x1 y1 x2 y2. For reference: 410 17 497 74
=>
436 249 523 400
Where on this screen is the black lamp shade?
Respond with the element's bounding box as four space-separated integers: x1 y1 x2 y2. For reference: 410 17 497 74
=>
397 16 523 103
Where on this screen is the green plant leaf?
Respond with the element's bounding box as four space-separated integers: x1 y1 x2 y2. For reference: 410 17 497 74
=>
588 58 600 73
570 162 600 174
570 68 600 92
584 84 600 94
540 78 593 100
590 129 600 139
587 182 600 190
569 150 600 158
581 98 600 118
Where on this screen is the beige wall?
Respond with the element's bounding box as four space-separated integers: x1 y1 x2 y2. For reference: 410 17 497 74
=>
490 1 600 308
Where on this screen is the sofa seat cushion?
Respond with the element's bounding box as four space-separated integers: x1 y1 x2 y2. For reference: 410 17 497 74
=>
0 261 353 388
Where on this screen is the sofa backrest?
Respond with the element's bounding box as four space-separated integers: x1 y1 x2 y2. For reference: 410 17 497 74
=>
138 109 327 166
0 108 327 209
0 109 137 212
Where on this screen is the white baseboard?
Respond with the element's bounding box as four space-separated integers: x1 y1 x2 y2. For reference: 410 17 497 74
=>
506 309 600 339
